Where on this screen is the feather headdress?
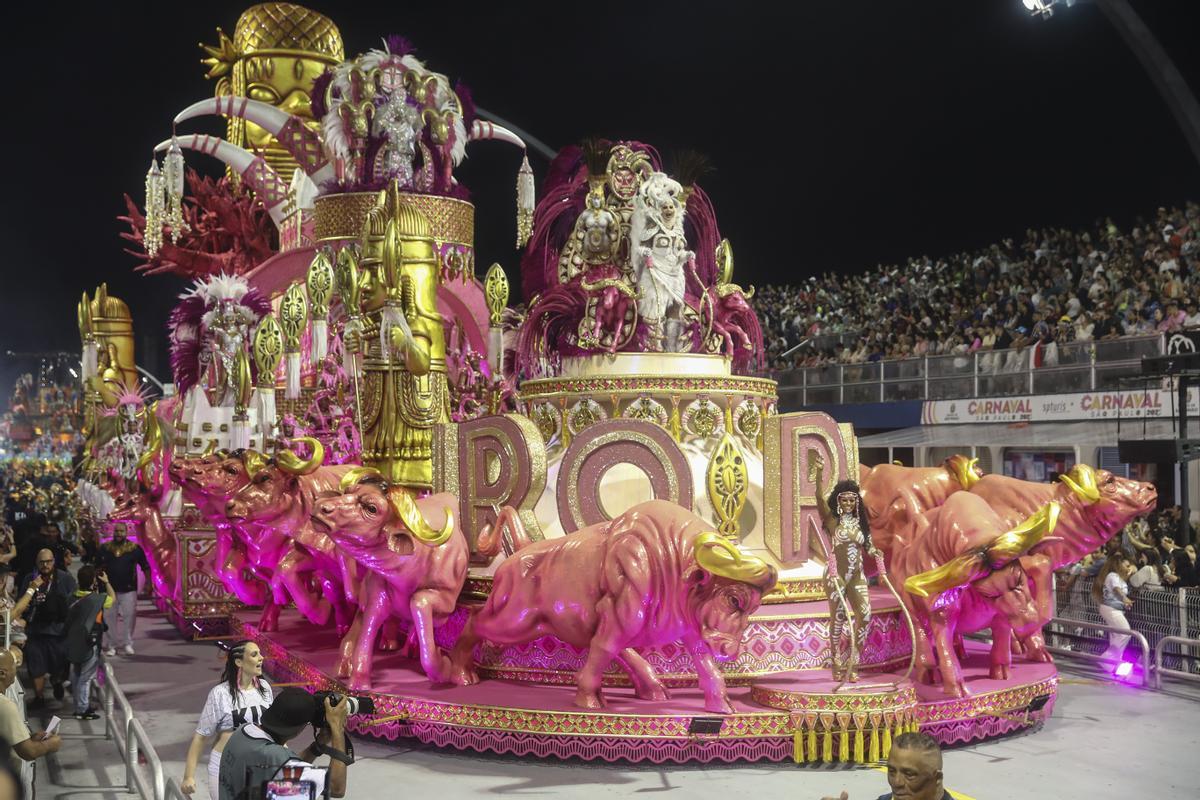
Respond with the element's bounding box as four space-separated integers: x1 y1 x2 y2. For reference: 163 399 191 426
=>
168 273 271 394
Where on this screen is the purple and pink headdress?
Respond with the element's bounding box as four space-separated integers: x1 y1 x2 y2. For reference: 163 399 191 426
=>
167 273 272 394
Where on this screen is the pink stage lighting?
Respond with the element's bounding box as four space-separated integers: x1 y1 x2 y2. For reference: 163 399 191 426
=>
1114 661 1133 678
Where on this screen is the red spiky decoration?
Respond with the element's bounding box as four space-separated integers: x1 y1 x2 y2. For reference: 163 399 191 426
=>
119 168 275 278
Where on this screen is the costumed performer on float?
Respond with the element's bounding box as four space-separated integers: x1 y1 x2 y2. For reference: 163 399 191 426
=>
812 453 878 683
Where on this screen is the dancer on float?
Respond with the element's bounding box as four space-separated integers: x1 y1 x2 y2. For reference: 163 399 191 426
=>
813 454 879 682
180 641 274 799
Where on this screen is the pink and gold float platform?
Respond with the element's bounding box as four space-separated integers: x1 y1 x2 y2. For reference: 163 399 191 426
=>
241 608 1056 764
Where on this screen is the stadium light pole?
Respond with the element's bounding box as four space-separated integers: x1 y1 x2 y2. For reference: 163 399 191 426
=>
1024 0 1200 167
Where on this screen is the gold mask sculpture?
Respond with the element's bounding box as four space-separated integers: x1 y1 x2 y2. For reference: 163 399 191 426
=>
351 182 450 489
202 3 343 180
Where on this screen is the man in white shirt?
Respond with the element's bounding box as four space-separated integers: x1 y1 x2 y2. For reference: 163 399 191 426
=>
0 649 61 787
3 646 34 800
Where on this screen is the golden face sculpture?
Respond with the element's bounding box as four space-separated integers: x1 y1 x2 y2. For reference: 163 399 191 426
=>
203 3 343 178
239 54 330 168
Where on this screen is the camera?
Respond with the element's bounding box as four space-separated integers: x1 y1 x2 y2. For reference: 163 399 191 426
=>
310 691 375 727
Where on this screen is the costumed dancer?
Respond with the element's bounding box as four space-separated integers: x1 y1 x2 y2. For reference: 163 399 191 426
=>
813 454 878 682
180 641 274 799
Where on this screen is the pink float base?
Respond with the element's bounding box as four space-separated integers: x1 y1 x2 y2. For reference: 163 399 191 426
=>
240 609 1057 763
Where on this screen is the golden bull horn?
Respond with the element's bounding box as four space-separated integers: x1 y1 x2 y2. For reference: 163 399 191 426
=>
241 449 270 478
1059 463 1100 505
694 532 777 591
277 437 326 475
387 487 453 546
904 552 988 598
946 454 982 490
339 466 385 493
904 501 1061 598
986 501 1060 566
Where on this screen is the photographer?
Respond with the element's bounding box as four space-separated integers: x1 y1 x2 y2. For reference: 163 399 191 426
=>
218 688 348 800
15 548 75 708
65 566 115 720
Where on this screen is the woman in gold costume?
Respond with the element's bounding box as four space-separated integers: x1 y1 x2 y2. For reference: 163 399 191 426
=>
813 455 878 682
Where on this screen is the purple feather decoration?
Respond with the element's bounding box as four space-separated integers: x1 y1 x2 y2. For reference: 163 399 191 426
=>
167 295 206 394
454 80 477 127
384 35 415 57
241 286 272 321
311 70 334 119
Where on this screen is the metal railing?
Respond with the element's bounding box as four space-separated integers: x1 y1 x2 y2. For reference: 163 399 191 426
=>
91 661 168 800
1154 635 1200 689
1046 574 1200 689
775 333 1164 406
1043 616 1153 688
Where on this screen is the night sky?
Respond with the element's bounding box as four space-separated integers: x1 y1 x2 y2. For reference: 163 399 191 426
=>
3 0 1200 397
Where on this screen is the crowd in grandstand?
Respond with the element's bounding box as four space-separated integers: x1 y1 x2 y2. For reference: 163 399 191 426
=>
756 202 1200 370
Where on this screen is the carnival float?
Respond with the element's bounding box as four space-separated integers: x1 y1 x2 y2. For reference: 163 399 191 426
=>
74 2 1158 766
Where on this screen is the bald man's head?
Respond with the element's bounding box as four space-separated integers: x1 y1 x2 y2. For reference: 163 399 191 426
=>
36 548 55 576
0 649 15 691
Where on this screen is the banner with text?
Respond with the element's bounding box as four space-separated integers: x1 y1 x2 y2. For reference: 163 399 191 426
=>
921 387 1200 425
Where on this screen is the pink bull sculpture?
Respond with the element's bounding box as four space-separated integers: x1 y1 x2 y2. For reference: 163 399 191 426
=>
224 439 356 633
892 464 1155 697
860 455 984 555
310 469 466 689
168 450 262 606
450 500 778 714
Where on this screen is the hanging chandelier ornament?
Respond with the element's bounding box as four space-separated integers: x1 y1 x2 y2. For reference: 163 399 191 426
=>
143 158 165 257
516 154 534 247
163 136 190 244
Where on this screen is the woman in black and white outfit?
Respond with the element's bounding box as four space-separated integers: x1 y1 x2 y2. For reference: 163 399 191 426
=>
179 641 274 798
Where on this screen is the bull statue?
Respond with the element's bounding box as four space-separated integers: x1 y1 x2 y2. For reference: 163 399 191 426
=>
224 440 355 633
310 469 465 689
859 455 983 555
450 500 778 714
893 464 1155 697
168 449 262 605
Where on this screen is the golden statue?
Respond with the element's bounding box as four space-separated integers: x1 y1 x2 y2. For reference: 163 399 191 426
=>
353 182 450 488
78 284 138 410
201 3 343 179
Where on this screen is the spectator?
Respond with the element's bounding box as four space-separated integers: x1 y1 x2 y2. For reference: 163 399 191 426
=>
0 525 14 570
1161 536 1197 587
1129 549 1168 590
218 688 348 800
2 647 31 800
15 549 76 709
65 565 114 721
0 650 61 782
753 201 1200 372
182 642 275 800
97 523 150 657
1093 552 1136 670
819 731 952 800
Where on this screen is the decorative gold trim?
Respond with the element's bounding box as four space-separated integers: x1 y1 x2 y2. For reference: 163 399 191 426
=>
313 191 474 246
519 375 777 403
751 683 917 713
